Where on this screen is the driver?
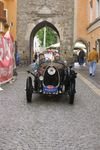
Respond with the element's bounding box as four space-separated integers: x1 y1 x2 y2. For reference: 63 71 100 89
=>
39 53 45 64
30 53 45 70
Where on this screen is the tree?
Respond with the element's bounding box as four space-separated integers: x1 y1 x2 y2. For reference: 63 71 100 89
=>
37 26 58 47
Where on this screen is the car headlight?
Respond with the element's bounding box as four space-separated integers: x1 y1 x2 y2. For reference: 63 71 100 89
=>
47 67 56 75
39 76 44 81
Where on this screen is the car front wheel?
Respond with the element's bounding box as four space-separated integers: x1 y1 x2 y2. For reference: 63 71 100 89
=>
69 94 75 104
68 79 76 104
26 77 33 103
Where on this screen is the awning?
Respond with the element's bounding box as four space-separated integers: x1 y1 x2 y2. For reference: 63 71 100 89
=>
46 43 60 49
74 42 86 49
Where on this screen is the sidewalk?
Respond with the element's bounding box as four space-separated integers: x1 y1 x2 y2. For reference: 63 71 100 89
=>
74 63 100 89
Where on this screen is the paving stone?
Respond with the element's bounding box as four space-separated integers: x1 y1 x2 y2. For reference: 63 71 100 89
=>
0 67 100 150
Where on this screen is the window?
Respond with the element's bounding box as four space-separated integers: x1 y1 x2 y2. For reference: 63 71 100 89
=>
96 39 100 58
3 9 8 21
90 0 93 22
0 23 3 31
88 42 90 52
96 0 100 18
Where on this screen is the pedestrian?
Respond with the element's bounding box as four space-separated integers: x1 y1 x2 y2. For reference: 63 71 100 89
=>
34 52 37 61
78 48 85 66
16 51 20 66
88 47 99 76
22 51 28 65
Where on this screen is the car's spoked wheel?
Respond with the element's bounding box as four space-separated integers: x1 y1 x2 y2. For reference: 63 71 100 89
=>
26 77 33 103
69 79 75 104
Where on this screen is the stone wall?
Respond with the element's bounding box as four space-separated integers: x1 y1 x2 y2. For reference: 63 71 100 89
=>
17 0 74 62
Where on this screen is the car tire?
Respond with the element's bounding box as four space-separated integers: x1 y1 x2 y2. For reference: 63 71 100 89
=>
69 79 75 104
26 77 33 103
69 94 74 104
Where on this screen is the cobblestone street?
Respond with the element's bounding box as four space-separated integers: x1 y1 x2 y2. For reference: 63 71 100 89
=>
0 67 100 150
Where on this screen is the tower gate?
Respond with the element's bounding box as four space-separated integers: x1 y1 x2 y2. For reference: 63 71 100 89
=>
17 0 74 63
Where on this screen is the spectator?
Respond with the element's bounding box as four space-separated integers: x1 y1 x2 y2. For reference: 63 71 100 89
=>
78 48 85 65
22 51 28 65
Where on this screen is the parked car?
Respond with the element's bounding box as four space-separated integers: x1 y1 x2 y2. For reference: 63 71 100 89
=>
26 52 77 104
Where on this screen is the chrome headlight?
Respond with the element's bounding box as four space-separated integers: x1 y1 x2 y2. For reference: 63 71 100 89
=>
39 76 44 81
47 67 56 75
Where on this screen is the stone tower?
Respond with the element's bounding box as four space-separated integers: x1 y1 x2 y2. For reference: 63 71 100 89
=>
17 0 74 62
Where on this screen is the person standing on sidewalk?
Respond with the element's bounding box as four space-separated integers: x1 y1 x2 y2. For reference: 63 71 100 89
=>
78 48 85 66
88 47 99 76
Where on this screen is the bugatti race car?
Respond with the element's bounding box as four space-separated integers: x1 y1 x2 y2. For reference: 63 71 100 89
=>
26 52 77 104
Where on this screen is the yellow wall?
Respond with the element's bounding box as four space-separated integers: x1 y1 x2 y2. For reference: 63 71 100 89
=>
87 0 100 51
3 0 16 41
76 0 88 40
76 0 100 57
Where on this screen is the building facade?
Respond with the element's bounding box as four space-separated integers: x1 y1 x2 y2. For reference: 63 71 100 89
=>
0 0 6 34
0 0 16 40
74 0 100 59
1 1 100 61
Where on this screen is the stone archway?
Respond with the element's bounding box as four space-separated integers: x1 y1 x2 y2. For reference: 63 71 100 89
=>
73 38 88 63
29 21 60 62
17 0 74 64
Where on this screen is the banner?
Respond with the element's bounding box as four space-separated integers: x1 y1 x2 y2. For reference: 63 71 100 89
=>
0 31 14 84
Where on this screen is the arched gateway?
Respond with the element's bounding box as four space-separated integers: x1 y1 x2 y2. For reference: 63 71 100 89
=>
30 21 60 62
17 0 74 63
